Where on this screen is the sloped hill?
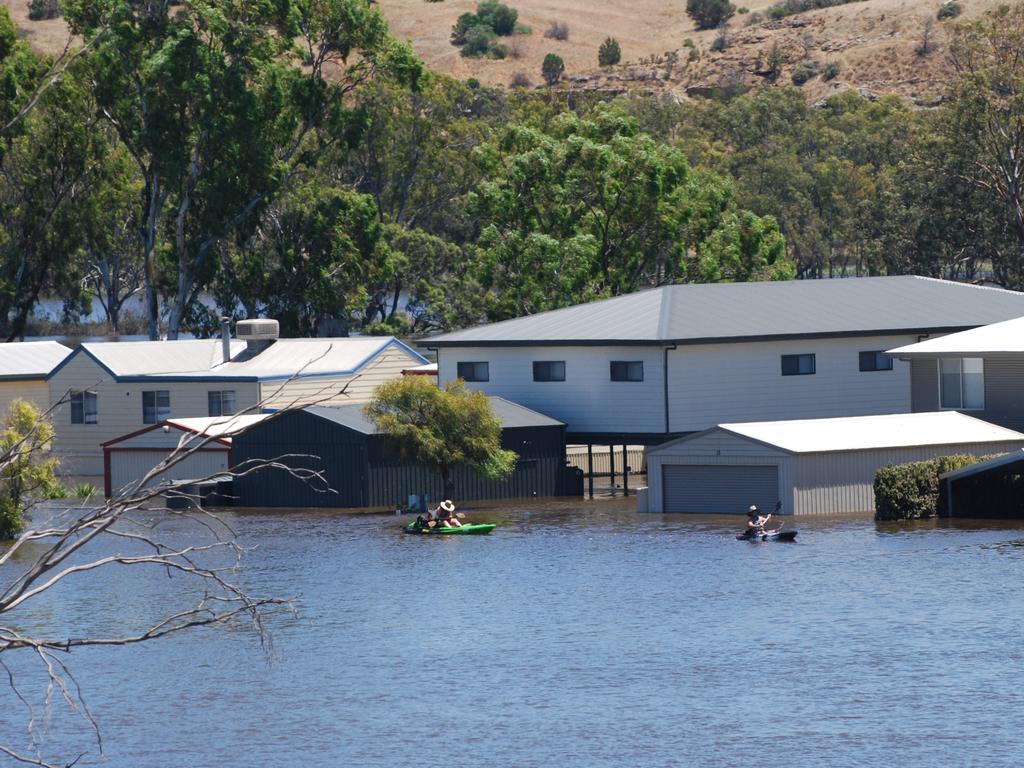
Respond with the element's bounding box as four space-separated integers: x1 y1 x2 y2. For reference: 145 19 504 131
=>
3 0 1008 103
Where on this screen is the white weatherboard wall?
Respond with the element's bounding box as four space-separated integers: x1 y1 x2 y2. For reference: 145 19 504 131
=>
0 380 49 417
666 335 918 432
438 345 666 434
49 353 260 476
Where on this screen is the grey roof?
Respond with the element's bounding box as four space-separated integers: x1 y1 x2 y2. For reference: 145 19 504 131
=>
62 337 426 381
304 396 563 435
427 276 1024 347
0 341 72 380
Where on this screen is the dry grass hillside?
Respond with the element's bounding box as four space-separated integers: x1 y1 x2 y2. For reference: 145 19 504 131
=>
2 0 1009 103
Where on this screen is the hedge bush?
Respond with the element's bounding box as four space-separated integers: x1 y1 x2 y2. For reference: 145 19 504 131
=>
874 454 996 521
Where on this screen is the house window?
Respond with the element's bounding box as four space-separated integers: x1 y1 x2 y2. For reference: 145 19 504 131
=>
208 390 237 417
859 351 893 372
781 354 816 376
533 361 565 382
142 390 171 424
610 361 644 382
457 362 489 382
940 358 984 410
70 391 98 424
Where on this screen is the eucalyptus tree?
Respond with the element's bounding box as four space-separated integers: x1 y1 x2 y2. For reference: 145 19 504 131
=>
62 0 420 338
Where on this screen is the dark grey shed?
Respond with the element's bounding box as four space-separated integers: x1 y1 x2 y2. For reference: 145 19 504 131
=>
231 398 571 508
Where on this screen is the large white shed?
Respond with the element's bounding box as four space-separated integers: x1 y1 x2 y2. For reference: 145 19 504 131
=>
102 415 268 498
644 412 1024 515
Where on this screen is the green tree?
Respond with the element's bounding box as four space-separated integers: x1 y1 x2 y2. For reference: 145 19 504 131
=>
686 0 735 30
365 376 518 497
542 53 565 85
598 37 621 67
941 2 1024 288
63 0 421 339
1 399 64 540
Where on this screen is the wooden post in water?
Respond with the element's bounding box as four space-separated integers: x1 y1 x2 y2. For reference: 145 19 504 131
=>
622 443 629 495
587 443 594 499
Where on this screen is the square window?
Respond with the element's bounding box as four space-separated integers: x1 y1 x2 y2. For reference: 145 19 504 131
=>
781 354 816 376
610 361 643 382
457 362 489 382
939 357 985 410
533 361 566 382
859 351 893 372
208 390 237 417
70 391 98 424
142 390 171 424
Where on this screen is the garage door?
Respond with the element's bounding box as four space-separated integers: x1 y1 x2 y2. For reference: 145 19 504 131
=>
662 464 779 514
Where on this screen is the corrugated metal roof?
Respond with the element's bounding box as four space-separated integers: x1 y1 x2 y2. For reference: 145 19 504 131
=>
887 315 1024 356
427 276 1024 346
167 414 271 439
76 337 424 380
0 341 72 379
714 412 1024 454
304 396 563 435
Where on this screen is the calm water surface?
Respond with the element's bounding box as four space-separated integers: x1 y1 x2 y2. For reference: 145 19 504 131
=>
4 498 1024 767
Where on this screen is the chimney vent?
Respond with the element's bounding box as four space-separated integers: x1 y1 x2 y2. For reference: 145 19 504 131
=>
220 317 231 364
235 318 279 356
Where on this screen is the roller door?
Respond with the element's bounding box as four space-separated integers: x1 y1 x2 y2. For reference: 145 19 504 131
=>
662 464 779 514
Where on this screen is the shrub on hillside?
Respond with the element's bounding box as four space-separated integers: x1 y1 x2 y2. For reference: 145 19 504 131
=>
545 21 570 41
476 0 518 35
599 37 622 66
461 24 497 57
767 0 861 21
28 0 61 20
686 0 735 31
937 1 962 20
791 60 820 85
822 60 840 80
542 53 565 85
510 72 533 88
710 33 728 52
451 1 521 57
874 455 997 521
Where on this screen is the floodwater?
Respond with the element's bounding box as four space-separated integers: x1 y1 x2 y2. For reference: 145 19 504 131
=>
4 497 1024 767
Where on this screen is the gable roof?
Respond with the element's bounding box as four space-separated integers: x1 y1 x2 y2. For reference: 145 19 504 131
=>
50 337 427 382
302 396 564 436
887 315 1024 356
650 411 1024 455
427 276 1024 347
102 414 271 448
0 341 73 381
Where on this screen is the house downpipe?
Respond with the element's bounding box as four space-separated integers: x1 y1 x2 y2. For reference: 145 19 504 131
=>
220 317 231 364
663 344 676 434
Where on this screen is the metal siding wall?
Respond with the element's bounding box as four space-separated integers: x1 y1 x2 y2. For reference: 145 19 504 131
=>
980 357 1024 432
791 440 1024 515
108 449 229 497
661 464 779 514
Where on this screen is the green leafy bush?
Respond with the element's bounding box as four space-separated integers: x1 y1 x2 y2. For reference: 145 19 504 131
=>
599 36 621 66
686 0 735 30
710 34 728 52
937 1 962 20
476 0 518 35
791 60 820 85
27 0 61 21
542 52 565 85
461 24 497 57
822 60 840 80
451 2 521 57
768 0 864 21
874 454 997 521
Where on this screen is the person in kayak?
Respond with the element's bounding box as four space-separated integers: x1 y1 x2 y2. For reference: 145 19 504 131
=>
414 509 436 529
437 499 461 528
746 504 771 533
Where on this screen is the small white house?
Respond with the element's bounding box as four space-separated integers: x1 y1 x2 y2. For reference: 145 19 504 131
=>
643 411 1024 515
0 341 71 416
427 277 1024 446
102 414 269 498
48 320 428 475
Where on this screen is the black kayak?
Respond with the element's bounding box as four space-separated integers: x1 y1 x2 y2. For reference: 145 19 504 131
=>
736 529 797 542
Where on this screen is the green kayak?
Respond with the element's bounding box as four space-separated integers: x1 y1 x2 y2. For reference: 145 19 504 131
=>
403 523 496 535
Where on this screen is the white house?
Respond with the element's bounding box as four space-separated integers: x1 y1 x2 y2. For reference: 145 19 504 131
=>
0 341 72 417
643 411 1024 515
887 314 1024 433
48 320 427 475
426 277 1024 446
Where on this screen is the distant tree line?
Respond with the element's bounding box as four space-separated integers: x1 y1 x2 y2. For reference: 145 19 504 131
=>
2 1 1023 341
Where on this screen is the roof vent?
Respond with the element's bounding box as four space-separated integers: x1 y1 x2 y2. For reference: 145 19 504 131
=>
236 319 279 341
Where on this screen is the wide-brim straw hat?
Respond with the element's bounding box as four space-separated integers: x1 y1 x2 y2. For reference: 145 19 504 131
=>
440 500 455 513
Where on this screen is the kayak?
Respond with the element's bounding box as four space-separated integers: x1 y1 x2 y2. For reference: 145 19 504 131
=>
404 523 496 535
736 529 797 542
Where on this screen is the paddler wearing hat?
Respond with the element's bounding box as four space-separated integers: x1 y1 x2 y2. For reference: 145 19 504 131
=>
435 499 461 528
746 504 770 533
